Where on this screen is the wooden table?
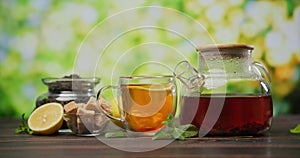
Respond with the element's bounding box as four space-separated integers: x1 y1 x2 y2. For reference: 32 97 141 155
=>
1 115 300 158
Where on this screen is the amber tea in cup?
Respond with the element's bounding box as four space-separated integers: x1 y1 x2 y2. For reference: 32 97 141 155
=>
97 75 177 135
121 83 175 132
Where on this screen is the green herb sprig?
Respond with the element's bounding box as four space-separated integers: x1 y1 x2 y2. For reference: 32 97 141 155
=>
15 113 33 134
105 131 126 138
290 124 300 134
104 114 198 140
152 114 198 140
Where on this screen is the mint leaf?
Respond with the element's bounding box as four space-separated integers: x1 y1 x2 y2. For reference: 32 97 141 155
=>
105 131 126 138
104 114 199 140
171 127 185 140
290 124 300 134
153 114 198 140
15 113 33 135
162 114 174 127
152 129 172 140
178 124 198 138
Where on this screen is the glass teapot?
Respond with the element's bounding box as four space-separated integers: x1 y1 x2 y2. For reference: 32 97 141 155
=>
174 44 273 136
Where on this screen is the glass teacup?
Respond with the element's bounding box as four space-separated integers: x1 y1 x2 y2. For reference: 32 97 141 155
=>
97 75 177 136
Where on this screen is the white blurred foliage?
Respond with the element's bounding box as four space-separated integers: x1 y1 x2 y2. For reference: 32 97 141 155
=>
295 7 300 25
215 26 239 43
294 7 300 60
281 21 300 54
245 1 272 31
228 0 243 5
40 2 99 52
197 0 216 7
12 32 38 61
265 31 284 49
205 3 226 23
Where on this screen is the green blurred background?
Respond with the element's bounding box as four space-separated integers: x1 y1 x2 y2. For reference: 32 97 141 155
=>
0 0 299 118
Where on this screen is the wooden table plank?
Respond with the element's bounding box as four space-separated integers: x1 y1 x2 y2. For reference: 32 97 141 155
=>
1 115 300 158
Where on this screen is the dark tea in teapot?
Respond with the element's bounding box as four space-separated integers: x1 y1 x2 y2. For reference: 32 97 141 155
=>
180 94 273 136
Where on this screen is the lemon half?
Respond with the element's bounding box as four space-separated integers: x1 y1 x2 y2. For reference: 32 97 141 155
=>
28 102 64 135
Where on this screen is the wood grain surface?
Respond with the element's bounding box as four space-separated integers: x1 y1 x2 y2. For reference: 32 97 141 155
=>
1 115 300 158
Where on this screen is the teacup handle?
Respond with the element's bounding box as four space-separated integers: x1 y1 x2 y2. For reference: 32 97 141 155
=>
251 61 272 84
96 85 123 122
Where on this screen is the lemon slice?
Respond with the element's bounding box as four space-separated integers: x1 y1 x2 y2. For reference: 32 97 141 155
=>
28 102 64 135
127 84 173 91
109 99 124 128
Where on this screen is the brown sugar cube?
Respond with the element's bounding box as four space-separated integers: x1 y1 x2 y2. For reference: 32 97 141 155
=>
94 113 108 129
98 98 112 114
77 118 89 134
87 97 97 106
64 101 77 113
65 114 78 133
77 107 95 134
76 103 85 109
84 97 101 113
77 106 95 116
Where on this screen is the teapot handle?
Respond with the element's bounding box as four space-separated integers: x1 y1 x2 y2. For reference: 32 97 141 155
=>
173 60 205 90
251 61 271 84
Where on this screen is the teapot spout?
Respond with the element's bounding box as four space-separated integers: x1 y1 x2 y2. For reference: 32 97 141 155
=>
173 61 205 91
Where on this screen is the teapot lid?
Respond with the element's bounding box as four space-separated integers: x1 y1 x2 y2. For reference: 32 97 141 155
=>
196 44 254 52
